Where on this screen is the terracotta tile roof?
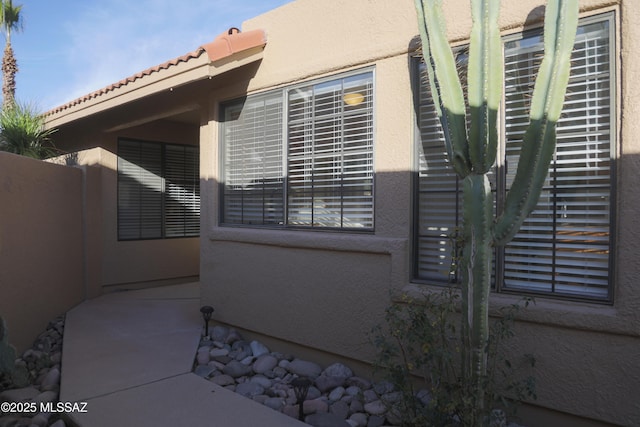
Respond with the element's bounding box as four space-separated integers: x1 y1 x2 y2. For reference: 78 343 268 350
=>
46 28 266 117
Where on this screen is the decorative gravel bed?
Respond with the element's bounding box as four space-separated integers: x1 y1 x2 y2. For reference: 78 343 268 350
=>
192 325 405 427
193 326 527 427
0 315 67 427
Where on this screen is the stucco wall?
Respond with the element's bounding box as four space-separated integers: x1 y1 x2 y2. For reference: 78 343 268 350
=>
200 0 638 425
103 122 200 288
53 121 201 290
0 153 84 352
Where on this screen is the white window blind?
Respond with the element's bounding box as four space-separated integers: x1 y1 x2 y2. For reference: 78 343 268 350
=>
502 17 613 299
118 140 163 240
287 73 374 228
118 139 200 240
415 72 461 282
222 93 284 225
415 14 614 300
221 70 374 230
165 144 200 237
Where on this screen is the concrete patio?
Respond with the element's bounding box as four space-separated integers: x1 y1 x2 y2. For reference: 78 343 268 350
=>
60 282 307 427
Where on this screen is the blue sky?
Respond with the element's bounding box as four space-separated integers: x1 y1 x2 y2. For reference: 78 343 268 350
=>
12 0 292 112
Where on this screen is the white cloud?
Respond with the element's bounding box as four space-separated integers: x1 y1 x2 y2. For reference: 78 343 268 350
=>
47 0 290 109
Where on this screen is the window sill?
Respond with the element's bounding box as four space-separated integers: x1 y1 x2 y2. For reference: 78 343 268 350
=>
209 225 406 255
401 283 639 338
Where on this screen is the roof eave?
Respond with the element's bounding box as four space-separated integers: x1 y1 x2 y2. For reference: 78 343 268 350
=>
44 29 267 129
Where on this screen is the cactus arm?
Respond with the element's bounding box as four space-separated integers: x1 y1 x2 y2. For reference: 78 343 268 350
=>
494 0 579 246
468 0 502 173
414 0 471 177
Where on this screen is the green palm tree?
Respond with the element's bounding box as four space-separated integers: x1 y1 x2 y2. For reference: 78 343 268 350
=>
0 102 57 158
1 0 23 107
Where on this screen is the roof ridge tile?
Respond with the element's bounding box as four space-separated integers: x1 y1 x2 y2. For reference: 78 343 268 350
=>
46 28 266 117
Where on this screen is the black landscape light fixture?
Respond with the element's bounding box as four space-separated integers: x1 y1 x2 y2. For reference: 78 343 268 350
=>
200 306 214 337
291 377 312 421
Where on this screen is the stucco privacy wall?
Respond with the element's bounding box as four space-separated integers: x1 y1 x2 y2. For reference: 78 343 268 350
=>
200 0 639 424
0 153 84 352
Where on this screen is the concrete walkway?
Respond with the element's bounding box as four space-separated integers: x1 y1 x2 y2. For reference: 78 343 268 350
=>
60 283 307 427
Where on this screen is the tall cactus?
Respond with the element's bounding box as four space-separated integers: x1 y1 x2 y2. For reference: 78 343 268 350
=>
414 0 578 421
0 315 29 387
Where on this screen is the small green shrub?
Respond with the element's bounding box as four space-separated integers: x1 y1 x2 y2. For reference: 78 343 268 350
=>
371 290 536 426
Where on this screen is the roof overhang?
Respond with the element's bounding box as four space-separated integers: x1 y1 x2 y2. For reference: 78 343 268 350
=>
44 28 266 129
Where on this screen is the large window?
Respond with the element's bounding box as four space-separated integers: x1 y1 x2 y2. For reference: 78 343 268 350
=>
221 70 374 230
118 139 200 240
414 14 615 301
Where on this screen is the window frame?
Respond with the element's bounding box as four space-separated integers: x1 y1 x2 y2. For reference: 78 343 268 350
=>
412 12 617 303
117 138 200 241
219 68 376 232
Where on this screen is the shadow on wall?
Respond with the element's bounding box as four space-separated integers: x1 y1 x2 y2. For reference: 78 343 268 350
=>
0 152 85 353
0 146 202 352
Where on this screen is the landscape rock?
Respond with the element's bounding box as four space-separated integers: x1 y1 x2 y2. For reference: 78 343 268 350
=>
0 417 19 427
197 351 210 365
225 329 242 344
330 400 350 419
0 386 40 402
288 359 323 378
223 360 253 378
0 315 65 427
207 360 226 371
373 381 394 396
50 352 62 365
253 354 278 374
385 405 402 425
264 397 285 411
235 382 265 398
194 365 216 378
345 386 362 396
33 390 58 404
415 389 431 406
349 413 368 427
304 398 329 414
346 377 372 389
381 391 401 404
209 348 229 358
363 389 378 403
250 340 269 357
306 386 322 400
329 386 345 402
240 356 256 365
278 359 290 369
315 363 353 392
283 404 299 419
209 374 235 386
323 363 353 379
349 399 364 413
366 415 385 427
31 413 51 427
211 326 229 342
249 375 272 388
364 400 386 416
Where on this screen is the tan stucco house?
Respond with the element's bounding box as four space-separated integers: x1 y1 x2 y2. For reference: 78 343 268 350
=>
22 0 639 424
